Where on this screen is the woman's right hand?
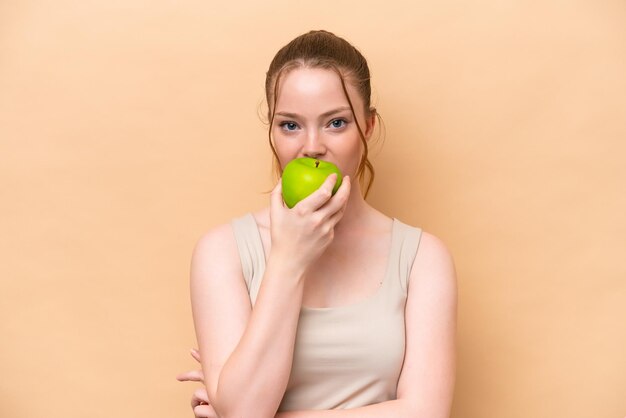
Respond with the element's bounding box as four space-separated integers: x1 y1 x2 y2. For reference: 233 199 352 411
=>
269 173 351 272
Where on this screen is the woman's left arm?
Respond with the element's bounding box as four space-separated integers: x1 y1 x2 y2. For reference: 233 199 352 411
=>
279 231 458 418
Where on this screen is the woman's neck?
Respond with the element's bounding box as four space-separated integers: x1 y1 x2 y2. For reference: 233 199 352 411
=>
332 181 373 236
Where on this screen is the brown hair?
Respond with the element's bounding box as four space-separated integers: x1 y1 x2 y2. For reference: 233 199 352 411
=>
262 30 384 199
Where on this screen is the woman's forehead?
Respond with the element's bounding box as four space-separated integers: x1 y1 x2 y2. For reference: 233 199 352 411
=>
274 67 362 112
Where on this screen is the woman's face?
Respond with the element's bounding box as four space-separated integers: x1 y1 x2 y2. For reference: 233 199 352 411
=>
271 67 375 180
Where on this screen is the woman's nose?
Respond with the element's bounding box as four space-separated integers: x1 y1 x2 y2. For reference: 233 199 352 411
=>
302 131 326 158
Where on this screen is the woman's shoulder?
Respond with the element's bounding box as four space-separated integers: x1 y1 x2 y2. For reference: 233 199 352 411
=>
194 220 235 250
190 218 243 280
390 215 454 274
191 208 268 265
409 228 456 289
416 230 454 262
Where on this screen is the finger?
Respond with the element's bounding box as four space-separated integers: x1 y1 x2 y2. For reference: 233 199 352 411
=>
327 200 347 227
190 348 201 362
296 173 338 212
319 175 351 217
176 369 204 382
191 387 210 408
270 178 284 210
194 387 210 403
193 404 216 418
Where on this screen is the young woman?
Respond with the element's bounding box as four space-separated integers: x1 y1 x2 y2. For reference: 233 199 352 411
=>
176 30 457 418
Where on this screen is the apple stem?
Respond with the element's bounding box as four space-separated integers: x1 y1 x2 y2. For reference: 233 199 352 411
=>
315 161 320 168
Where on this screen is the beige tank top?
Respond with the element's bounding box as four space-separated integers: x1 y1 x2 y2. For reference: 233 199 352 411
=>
230 212 422 410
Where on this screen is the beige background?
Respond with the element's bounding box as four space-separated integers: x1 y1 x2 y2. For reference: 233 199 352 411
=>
1 1 625 417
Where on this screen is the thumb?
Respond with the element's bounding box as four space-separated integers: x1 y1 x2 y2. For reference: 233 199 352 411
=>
270 178 284 209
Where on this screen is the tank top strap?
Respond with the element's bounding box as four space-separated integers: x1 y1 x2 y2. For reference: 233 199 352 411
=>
230 212 266 301
391 218 423 293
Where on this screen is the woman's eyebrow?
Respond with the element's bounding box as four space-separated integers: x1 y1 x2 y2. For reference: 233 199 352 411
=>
275 106 351 119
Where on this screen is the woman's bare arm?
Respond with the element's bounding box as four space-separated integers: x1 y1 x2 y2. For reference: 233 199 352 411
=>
395 231 457 417
190 224 307 418
191 176 351 418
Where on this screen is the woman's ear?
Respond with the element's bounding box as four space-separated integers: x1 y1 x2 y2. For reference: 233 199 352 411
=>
365 108 377 140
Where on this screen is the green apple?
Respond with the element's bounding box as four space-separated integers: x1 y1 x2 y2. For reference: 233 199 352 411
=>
281 157 343 208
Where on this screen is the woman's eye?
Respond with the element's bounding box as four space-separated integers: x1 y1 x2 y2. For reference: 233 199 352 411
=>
330 119 347 129
279 122 298 131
